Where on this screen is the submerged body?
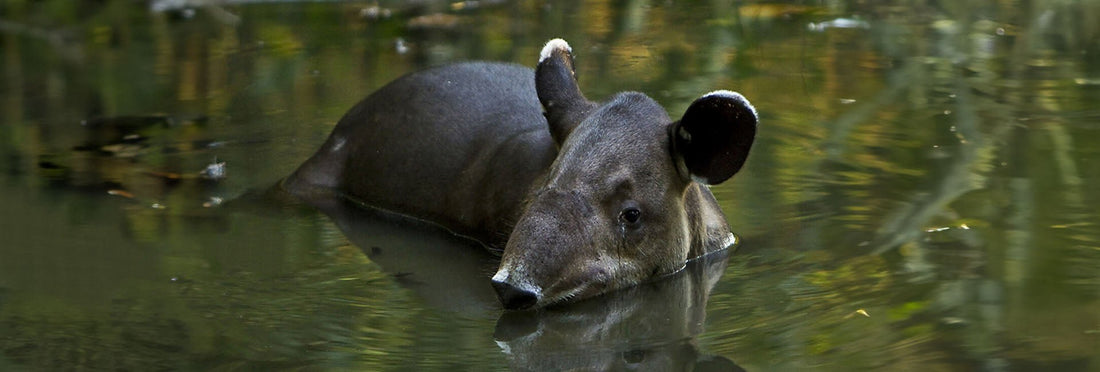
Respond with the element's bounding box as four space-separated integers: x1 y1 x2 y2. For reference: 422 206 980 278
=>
285 63 553 247
285 39 758 309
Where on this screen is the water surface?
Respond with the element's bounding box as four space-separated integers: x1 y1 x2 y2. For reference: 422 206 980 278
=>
1 0 1098 370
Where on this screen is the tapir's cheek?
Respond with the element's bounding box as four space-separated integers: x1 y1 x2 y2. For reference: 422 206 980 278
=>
586 266 610 280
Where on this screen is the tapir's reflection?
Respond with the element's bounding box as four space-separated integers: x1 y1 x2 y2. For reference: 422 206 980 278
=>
492 247 742 372
299 194 743 371
298 193 502 315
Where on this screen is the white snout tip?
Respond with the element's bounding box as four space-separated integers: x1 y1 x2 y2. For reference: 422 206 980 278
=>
491 267 543 298
703 90 758 119
491 268 509 283
539 38 572 64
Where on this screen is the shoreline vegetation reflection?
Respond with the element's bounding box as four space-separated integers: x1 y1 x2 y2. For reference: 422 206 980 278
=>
1 0 1098 370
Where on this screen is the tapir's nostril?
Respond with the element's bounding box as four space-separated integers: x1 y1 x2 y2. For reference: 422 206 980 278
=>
491 279 538 310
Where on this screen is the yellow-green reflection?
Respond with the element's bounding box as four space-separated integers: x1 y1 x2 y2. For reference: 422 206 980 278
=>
1 0 1098 370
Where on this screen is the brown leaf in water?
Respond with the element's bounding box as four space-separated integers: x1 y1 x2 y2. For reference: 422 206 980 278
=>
146 171 183 180
107 189 135 199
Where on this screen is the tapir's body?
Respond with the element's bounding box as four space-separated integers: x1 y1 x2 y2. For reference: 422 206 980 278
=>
285 63 555 247
286 39 757 309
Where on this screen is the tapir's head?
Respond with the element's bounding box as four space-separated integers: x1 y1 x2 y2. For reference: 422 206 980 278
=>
491 39 758 310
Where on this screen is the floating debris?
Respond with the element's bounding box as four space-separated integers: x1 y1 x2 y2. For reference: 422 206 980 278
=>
359 5 392 20
200 159 227 181
926 223 974 233
395 38 409 55
941 317 969 327
807 18 870 32
203 196 224 208
107 189 135 199
844 308 871 319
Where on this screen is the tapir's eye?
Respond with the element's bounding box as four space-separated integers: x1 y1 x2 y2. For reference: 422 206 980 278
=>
619 204 642 225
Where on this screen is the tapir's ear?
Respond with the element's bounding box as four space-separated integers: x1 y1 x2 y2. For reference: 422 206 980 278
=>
670 90 758 185
536 38 595 145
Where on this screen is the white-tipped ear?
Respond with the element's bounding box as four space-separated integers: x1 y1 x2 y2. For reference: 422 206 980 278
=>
670 90 758 185
539 38 572 64
702 90 757 120
536 38 594 145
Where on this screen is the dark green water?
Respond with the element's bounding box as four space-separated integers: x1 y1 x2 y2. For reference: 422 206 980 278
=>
2 0 1098 370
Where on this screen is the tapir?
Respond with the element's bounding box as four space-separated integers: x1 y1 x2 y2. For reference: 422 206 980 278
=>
283 38 758 310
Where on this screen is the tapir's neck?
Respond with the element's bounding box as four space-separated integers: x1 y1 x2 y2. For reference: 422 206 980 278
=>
683 183 734 259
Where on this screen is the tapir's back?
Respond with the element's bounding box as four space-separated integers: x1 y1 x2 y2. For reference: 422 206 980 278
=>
285 63 556 246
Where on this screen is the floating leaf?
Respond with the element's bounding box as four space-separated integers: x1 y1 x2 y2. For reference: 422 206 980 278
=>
107 189 135 199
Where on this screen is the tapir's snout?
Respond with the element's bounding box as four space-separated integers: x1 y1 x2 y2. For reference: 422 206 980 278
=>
491 278 539 310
